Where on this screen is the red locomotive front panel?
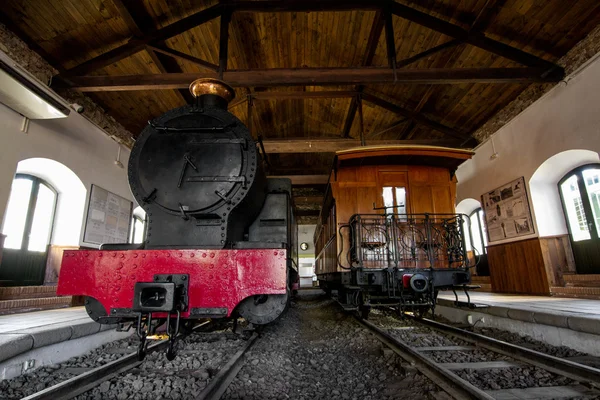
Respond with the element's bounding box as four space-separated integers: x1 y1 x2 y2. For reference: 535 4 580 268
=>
57 248 288 321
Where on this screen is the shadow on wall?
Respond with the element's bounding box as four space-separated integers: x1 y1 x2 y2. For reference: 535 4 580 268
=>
529 149 600 237
14 158 87 246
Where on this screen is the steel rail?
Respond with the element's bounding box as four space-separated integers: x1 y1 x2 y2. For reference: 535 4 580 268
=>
22 321 214 400
355 316 494 400
20 340 168 400
411 316 600 387
197 332 259 400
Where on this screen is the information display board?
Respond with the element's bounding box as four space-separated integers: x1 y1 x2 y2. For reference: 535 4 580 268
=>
481 176 535 242
83 184 133 245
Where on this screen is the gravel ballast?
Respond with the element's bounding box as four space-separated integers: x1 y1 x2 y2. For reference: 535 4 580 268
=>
222 291 440 400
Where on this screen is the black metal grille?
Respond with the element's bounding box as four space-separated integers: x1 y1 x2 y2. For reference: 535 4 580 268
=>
348 214 469 269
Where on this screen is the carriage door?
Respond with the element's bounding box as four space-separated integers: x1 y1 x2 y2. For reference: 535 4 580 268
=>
559 164 600 274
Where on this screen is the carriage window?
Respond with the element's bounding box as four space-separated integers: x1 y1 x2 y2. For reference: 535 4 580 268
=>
382 186 406 215
2 174 57 251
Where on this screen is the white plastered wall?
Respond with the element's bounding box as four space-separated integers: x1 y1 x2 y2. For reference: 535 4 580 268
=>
456 53 600 244
0 102 134 248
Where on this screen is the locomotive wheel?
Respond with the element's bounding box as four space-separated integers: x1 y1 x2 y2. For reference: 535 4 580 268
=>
237 291 289 325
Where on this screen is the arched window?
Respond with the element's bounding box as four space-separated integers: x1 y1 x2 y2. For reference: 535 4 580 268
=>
558 163 600 274
129 215 146 244
460 208 489 276
2 174 58 251
129 206 147 244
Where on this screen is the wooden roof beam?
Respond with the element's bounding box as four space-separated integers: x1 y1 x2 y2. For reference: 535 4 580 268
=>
109 0 191 104
389 1 563 77
260 138 462 153
361 93 468 140
146 44 219 72
343 10 385 138
59 4 223 77
58 67 562 91
226 0 386 13
252 91 357 100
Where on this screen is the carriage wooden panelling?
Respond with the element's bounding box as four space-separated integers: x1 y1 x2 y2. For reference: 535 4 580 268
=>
315 146 472 274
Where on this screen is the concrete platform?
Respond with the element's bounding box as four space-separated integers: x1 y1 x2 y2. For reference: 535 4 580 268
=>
0 307 117 364
436 291 600 356
438 291 600 336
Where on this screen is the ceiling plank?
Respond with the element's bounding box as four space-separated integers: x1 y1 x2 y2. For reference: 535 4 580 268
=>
60 67 559 91
59 4 223 77
268 175 330 185
261 138 462 153
361 93 469 140
218 10 231 78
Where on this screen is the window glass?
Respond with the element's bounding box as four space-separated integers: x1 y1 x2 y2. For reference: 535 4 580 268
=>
28 183 56 252
470 214 484 254
462 220 472 252
560 174 590 241
582 168 600 237
382 187 394 212
395 187 406 215
477 209 488 247
2 178 33 250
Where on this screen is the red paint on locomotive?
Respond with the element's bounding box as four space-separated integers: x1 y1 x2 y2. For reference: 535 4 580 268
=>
57 248 287 318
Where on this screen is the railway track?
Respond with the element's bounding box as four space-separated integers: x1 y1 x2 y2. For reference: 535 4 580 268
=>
358 313 600 400
18 328 259 400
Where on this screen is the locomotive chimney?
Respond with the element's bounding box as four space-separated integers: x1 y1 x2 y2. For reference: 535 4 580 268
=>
189 78 235 110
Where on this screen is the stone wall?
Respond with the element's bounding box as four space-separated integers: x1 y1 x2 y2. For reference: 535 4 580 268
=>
473 25 600 142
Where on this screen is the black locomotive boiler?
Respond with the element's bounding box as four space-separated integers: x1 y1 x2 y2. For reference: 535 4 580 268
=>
58 79 298 359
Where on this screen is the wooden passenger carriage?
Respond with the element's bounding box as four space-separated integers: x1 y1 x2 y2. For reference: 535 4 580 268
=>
314 145 474 314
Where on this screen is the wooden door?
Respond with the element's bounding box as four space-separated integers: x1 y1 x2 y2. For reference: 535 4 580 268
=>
559 165 600 274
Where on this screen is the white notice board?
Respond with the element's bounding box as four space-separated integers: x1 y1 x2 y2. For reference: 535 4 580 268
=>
83 184 133 245
481 176 535 243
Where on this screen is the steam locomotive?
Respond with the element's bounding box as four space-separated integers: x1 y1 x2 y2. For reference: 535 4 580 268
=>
58 79 298 359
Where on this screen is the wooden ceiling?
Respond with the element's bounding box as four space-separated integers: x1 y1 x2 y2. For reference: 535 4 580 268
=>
2 0 600 221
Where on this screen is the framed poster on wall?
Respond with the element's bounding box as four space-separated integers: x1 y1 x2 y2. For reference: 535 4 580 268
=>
481 176 535 243
83 184 133 245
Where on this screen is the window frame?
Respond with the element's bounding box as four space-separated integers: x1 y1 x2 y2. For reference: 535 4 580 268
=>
6 173 58 251
558 163 600 241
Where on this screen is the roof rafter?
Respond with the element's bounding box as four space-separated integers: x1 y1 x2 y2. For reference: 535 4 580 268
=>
59 3 223 78
109 0 191 104
361 93 469 140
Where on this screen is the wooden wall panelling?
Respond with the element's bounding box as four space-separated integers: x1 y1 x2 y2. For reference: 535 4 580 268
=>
487 238 550 295
44 245 79 285
539 235 576 288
